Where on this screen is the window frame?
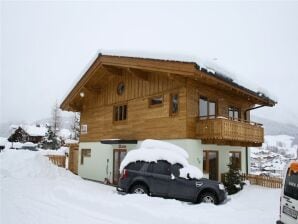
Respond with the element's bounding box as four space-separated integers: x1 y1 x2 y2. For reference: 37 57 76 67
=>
199 96 217 119
169 92 179 116
229 151 241 170
228 106 241 120
113 103 128 122
148 95 164 108
81 148 91 165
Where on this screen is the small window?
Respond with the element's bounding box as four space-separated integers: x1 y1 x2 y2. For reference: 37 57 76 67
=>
229 151 241 170
148 160 171 176
170 93 179 116
228 107 240 120
114 104 127 121
199 97 217 119
81 124 87 134
81 148 91 165
149 96 163 107
117 82 125 95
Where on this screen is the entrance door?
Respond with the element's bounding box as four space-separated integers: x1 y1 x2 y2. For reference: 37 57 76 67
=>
113 149 127 185
203 151 219 181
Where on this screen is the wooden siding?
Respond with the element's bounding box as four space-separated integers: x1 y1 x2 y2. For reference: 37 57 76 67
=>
80 71 187 141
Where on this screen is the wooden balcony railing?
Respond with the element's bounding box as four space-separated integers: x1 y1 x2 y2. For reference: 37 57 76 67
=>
196 117 264 147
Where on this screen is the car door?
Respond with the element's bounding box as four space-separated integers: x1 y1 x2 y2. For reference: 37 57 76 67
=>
168 164 198 201
147 161 171 197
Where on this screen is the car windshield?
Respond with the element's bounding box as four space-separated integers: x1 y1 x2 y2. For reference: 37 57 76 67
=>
284 168 298 200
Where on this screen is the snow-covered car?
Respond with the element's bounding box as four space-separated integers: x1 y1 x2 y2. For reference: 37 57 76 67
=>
277 161 298 224
116 140 227 204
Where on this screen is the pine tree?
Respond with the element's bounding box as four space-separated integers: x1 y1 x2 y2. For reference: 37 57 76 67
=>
41 126 61 150
224 163 242 195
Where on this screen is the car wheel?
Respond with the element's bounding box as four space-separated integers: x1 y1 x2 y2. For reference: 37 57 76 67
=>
200 192 218 204
130 184 148 195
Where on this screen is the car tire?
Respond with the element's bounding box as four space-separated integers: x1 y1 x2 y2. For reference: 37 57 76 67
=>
130 184 149 195
199 192 218 204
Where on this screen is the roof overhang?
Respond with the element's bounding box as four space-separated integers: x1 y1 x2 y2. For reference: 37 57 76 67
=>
60 53 277 111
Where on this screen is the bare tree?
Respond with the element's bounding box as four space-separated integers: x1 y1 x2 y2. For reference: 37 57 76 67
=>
51 101 61 135
71 112 80 140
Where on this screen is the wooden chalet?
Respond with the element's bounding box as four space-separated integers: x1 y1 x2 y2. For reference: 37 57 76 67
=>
61 53 276 184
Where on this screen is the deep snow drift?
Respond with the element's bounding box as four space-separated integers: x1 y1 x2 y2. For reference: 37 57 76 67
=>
0 150 280 224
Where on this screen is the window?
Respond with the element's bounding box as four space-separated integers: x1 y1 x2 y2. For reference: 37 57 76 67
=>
125 161 145 171
81 148 91 165
114 104 127 121
171 163 183 177
229 151 241 170
228 107 240 120
149 95 163 107
170 93 179 115
199 97 216 119
284 168 298 200
117 82 125 95
148 160 171 176
81 124 87 134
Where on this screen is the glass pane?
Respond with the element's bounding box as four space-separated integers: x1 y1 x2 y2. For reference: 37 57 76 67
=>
199 98 208 118
208 152 218 181
234 110 239 120
228 107 234 118
150 96 163 105
123 105 127 120
209 102 216 118
284 169 298 200
171 94 179 114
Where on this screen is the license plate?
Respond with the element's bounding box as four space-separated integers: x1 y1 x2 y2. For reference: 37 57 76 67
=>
283 206 298 219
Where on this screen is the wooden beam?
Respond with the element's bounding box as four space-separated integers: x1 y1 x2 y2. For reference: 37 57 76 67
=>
126 68 149 81
102 65 123 76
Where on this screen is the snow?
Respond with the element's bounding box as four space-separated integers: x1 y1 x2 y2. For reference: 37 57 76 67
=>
58 128 72 140
23 125 47 137
140 139 189 159
0 137 7 146
64 139 79 144
120 140 203 179
0 150 281 224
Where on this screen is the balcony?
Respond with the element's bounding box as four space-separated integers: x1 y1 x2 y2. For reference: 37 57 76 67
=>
196 117 264 147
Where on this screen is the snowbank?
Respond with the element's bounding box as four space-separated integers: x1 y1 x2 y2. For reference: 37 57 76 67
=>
0 150 70 179
120 140 203 179
0 149 280 224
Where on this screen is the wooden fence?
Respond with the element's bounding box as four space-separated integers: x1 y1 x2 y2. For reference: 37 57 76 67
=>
46 155 66 168
221 173 283 188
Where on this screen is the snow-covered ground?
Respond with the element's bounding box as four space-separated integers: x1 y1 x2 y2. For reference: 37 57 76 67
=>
251 135 298 177
0 150 280 224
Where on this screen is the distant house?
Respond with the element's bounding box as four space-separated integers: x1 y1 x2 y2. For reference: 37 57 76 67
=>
9 125 47 144
60 54 276 184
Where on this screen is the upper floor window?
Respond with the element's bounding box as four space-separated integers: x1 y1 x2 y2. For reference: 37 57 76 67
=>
228 107 240 120
114 104 127 121
149 95 163 108
170 93 179 116
199 97 216 119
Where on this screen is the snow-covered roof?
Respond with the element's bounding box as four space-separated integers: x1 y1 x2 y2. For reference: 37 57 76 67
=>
61 53 277 110
0 137 7 146
120 140 203 179
23 125 47 137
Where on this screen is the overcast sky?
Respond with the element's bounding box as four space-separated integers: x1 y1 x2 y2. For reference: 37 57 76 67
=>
1 1 298 126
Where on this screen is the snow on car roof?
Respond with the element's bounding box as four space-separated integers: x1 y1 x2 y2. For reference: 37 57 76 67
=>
120 140 203 179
